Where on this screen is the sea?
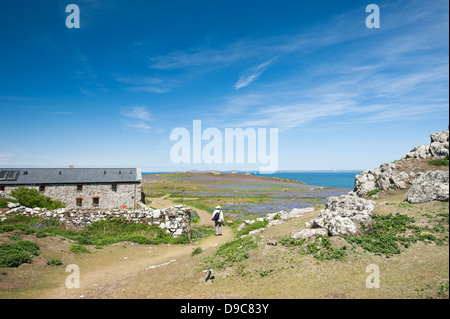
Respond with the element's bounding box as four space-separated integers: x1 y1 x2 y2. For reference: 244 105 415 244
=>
252 171 360 189
143 171 360 189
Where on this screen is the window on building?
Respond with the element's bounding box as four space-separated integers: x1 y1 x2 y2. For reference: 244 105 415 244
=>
0 170 20 181
76 198 83 207
93 197 99 207
77 184 83 192
112 183 118 192
39 185 46 193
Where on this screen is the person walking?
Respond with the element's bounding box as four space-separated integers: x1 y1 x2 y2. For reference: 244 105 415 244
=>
213 205 224 236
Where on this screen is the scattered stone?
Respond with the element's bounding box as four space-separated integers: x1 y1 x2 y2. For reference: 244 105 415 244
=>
145 259 176 271
266 239 278 246
7 202 20 209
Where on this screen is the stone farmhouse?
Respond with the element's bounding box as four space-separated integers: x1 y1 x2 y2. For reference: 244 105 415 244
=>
0 167 143 209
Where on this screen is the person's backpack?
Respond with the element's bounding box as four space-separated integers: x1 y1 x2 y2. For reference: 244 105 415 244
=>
212 211 220 221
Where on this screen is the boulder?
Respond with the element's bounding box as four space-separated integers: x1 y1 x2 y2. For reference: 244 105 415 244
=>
354 163 408 197
7 202 20 209
295 195 375 238
405 170 449 204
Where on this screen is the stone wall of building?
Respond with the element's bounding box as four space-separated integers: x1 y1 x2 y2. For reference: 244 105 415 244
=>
3 203 191 237
0 183 142 209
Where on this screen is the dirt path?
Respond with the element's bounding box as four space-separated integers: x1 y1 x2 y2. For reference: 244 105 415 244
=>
37 196 233 299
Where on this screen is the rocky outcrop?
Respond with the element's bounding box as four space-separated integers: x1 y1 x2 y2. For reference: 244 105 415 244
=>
354 128 449 197
2 204 192 237
402 129 449 160
292 195 375 239
354 163 409 197
405 170 449 204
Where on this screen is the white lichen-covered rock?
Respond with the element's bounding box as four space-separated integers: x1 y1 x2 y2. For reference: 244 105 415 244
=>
355 129 449 197
402 129 449 160
405 170 449 204
354 163 408 197
402 144 432 159
296 195 375 238
7 202 20 209
291 228 328 239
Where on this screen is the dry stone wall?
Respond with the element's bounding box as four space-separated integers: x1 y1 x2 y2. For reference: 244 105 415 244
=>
3 203 191 237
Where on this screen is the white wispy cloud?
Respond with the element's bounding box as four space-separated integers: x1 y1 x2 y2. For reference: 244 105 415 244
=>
235 58 277 90
121 106 152 121
120 106 153 133
115 74 172 93
196 0 449 131
121 120 151 133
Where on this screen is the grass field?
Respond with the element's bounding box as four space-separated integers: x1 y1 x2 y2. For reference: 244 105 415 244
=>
144 172 349 221
0 172 448 299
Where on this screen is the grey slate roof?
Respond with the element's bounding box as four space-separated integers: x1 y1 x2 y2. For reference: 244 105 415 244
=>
0 168 142 185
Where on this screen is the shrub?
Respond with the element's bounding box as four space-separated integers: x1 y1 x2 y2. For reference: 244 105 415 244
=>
69 244 90 254
191 247 202 257
47 259 63 266
367 189 381 197
6 233 22 241
10 186 66 210
281 236 347 261
204 236 258 269
0 240 40 267
345 213 446 257
428 158 449 166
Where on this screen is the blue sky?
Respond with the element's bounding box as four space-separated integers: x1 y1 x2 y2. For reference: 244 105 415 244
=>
0 0 448 172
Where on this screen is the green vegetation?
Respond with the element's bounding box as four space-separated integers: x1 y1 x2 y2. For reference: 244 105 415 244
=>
280 211 448 261
190 211 200 224
0 198 18 209
47 259 63 266
439 282 449 298
428 158 449 166
0 240 40 268
345 213 448 257
280 236 348 261
5 233 22 241
204 236 258 269
0 213 212 248
10 186 66 210
235 220 269 238
191 247 202 257
367 189 381 197
69 244 90 254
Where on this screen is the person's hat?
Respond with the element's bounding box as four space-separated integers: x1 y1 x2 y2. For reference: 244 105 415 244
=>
216 205 221 209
